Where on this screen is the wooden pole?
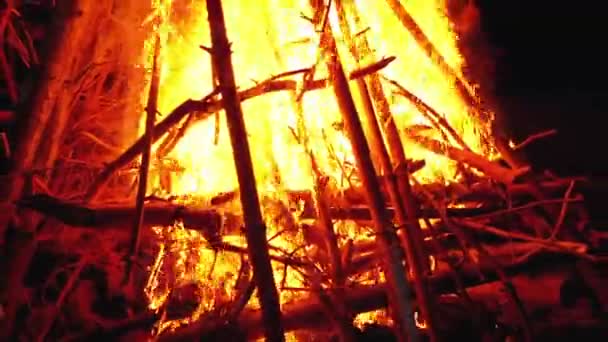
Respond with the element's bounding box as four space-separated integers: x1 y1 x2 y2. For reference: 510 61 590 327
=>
334 1 439 339
310 1 419 340
205 0 285 341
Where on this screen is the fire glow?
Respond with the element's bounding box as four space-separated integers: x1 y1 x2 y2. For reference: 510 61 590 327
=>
142 0 493 336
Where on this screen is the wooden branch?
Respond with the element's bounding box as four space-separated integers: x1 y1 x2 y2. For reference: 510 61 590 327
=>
22 187 588 242
454 219 592 260
206 0 284 340
13 193 513 264
334 4 438 336
83 58 395 203
12 192 487 234
406 133 529 184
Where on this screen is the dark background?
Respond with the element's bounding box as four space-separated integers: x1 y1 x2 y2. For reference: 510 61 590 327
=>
476 0 608 176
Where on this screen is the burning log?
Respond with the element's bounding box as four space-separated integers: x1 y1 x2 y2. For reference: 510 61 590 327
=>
206 0 285 340
332 6 444 337
20 188 589 241
15 193 564 266
335 0 434 282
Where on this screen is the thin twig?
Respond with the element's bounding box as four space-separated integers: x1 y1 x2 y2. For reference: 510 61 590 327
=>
515 180 578 262
455 219 590 258
511 129 558 151
551 180 576 239
123 32 161 288
471 197 583 220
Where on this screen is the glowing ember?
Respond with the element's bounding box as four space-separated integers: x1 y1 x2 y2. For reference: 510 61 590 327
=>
140 0 494 336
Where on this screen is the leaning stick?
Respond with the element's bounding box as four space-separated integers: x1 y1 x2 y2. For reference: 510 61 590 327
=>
206 0 285 340
311 1 419 340
124 33 161 287
336 0 433 277
334 1 438 339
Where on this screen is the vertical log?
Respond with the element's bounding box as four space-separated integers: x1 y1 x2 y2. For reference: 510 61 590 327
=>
205 1 285 341
310 1 419 340
334 2 439 340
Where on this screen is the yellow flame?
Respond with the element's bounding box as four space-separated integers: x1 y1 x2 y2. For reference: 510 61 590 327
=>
141 0 493 335
145 0 493 197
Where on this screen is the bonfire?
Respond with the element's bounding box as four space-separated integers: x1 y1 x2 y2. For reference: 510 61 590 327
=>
0 0 605 341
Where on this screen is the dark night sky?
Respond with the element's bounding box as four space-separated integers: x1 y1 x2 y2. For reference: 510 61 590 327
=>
476 0 608 176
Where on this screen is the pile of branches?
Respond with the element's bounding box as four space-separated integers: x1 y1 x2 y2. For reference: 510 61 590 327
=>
2 0 608 341
16 157 608 340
